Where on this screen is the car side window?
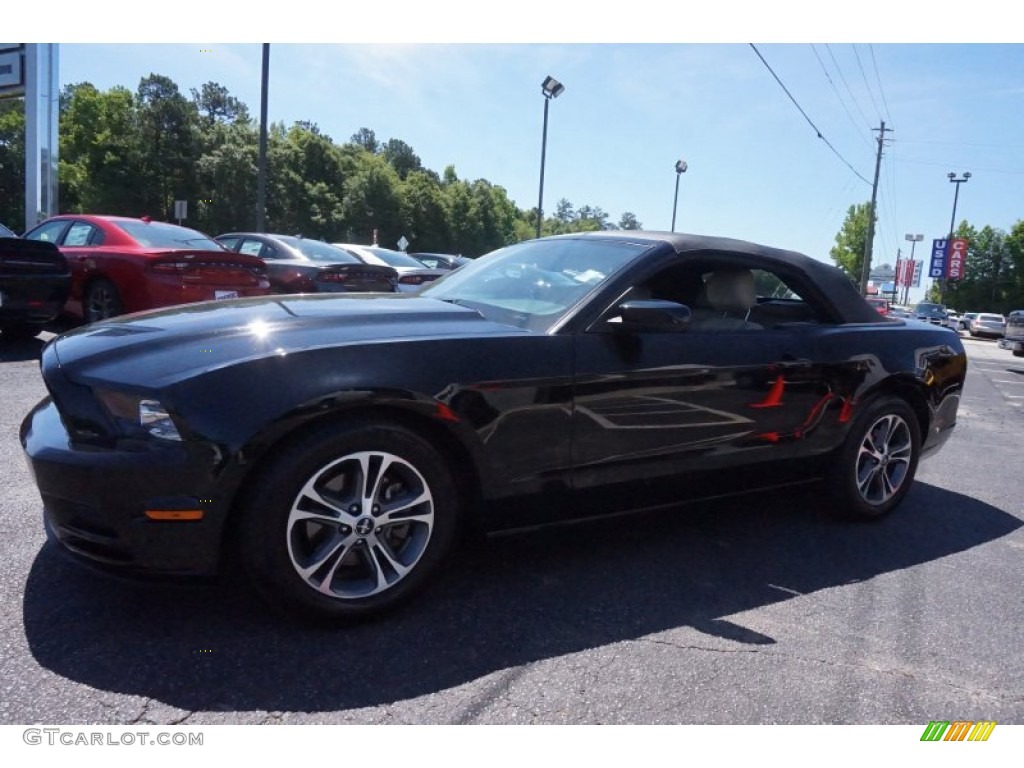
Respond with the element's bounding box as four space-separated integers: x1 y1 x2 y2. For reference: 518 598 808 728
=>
239 239 264 257
63 221 99 247
217 237 241 251
261 244 280 259
603 256 834 332
24 219 71 244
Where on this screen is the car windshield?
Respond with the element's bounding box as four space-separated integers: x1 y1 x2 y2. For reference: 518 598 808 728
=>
420 238 649 332
915 303 946 314
276 236 360 263
361 247 429 269
0 222 16 238
115 220 224 251
978 314 1004 322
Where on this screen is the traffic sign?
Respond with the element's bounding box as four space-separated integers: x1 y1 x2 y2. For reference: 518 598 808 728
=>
397 235 409 252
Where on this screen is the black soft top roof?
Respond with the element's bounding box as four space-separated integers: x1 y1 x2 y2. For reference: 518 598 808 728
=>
553 230 887 325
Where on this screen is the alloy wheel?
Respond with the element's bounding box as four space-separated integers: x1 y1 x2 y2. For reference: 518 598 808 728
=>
854 414 913 506
285 451 435 599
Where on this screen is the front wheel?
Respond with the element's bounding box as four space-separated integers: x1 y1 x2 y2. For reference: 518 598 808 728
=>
827 396 921 519
237 420 460 624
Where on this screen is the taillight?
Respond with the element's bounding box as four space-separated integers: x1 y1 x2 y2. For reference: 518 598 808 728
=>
399 275 424 285
319 272 349 283
151 261 191 273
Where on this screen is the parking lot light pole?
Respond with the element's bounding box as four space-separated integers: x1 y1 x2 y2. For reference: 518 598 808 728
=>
671 159 687 232
939 172 970 304
536 75 565 239
256 44 270 233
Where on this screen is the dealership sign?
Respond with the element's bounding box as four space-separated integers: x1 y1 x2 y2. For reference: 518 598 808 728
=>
930 238 969 279
947 238 967 280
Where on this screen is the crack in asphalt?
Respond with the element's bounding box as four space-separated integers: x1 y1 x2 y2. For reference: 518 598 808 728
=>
639 636 1019 703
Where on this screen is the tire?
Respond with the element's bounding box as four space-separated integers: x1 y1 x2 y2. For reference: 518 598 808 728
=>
84 278 123 323
0 323 41 341
237 419 460 624
827 395 921 520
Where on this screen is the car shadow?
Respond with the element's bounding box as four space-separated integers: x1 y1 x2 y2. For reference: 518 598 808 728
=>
0 335 47 362
22 482 1021 715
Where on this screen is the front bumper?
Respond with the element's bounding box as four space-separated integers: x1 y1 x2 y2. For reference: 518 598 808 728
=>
20 397 228 577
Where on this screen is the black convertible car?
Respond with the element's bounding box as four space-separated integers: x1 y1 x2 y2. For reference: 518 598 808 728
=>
21 232 966 622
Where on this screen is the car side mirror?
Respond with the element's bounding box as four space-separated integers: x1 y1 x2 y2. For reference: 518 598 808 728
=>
616 300 692 331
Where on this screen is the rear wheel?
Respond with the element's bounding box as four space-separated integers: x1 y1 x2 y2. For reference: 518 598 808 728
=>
828 395 921 519
84 278 123 323
237 420 460 624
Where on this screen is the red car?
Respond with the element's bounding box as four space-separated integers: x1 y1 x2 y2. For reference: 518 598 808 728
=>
865 296 890 315
23 215 270 323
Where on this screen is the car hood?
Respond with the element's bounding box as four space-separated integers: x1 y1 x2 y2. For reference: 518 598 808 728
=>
49 294 529 388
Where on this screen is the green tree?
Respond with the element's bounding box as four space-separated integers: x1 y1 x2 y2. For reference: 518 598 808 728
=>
59 83 145 216
342 152 403 245
191 82 250 127
0 99 25 228
830 202 874 281
381 138 422 180
618 212 642 230
136 74 201 218
400 170 449 252
350 127 379 154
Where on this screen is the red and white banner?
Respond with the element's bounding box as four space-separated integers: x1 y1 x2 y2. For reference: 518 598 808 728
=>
896 259 915 287
947 238 968 280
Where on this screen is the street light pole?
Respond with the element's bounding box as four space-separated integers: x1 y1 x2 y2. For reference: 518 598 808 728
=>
940 172 971 304
904 233 922 306
536 76 564 239
671 159 687 232
256 43 270 232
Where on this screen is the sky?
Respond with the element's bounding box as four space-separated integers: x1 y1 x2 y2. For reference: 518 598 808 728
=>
8 2 1024 305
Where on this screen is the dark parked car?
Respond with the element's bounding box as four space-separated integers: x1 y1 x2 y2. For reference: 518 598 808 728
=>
21 232 966 623
333 243 447 292
216 233 398 294
968 313 1006 338
1 231 71 340
411 252 472 271
23 215 271 323
998 310 1024 356
913 301 948 326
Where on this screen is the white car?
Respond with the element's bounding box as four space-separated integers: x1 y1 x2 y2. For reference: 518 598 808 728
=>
333 243 447 293
945 311 961 330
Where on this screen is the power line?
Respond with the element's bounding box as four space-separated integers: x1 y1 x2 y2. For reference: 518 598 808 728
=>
899 139 1024 149
748 44 871 186
868 45 892 124
826 44 872 131
897 157 1024 175
852 45 882 122
809 44 873 151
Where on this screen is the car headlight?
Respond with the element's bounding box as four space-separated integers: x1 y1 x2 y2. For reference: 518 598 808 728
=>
94 389 183 441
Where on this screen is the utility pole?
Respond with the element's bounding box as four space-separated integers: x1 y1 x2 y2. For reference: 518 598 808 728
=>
858 121 892 296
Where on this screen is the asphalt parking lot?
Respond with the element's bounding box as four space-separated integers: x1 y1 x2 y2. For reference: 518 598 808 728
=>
0 332 1021 725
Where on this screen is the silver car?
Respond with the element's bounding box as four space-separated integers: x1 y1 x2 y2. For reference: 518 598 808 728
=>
968 313 1006 338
